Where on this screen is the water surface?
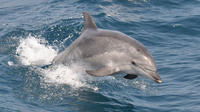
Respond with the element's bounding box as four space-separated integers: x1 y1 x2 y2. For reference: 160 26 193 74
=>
0 0 200 112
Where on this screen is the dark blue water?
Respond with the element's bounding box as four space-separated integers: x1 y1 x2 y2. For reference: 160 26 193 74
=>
1 0 200 112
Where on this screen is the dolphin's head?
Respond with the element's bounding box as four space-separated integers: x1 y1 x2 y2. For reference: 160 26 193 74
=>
127 43 162 83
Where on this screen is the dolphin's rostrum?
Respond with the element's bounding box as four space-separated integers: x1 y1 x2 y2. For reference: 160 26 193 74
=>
53 12 162 83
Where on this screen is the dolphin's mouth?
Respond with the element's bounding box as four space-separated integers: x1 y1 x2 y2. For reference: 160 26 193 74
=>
151 73 162 83
155 79 162 83
137 64 162 83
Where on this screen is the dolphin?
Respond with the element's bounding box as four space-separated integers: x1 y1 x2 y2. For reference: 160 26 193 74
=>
53 12 162 83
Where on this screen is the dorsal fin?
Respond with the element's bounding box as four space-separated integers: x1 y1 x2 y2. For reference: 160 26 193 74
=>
83 12 97 30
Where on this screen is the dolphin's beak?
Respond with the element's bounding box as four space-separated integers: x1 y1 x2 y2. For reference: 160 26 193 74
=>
136 63 162 83
151 73 162 84
156 79 162 83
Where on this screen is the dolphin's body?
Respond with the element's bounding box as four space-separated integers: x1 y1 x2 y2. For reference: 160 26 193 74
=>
53 12 162 83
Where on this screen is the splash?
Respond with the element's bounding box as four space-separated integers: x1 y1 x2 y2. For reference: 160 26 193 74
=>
8 61 14 66
16 35 98 91
131 79 159 95
16 35 58 66
40 64 98 90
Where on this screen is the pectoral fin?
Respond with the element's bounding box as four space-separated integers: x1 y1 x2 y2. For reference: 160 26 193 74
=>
124 74 138 79
86 67 119 77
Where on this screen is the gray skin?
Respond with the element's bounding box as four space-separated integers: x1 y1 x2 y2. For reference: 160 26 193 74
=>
53 12 162 83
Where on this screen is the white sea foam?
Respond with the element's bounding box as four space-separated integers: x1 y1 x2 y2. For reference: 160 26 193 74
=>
16 35 98 91
16 35 58 66
40 65 98 90
8 61 14 66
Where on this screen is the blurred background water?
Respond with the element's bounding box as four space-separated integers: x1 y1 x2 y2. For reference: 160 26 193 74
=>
0 0 200 112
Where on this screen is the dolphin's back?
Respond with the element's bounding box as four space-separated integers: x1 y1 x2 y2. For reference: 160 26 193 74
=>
53 28 151 65
53 11 152 65
77 29 150 58
53 12 150 65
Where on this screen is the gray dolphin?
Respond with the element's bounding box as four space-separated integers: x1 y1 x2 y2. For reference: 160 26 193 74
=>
53 12 162 83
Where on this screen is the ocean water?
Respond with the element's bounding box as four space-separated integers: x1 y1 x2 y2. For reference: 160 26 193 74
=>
0 0 200 112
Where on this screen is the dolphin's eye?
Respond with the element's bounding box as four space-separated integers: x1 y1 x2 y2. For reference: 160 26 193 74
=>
131 61 136 65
